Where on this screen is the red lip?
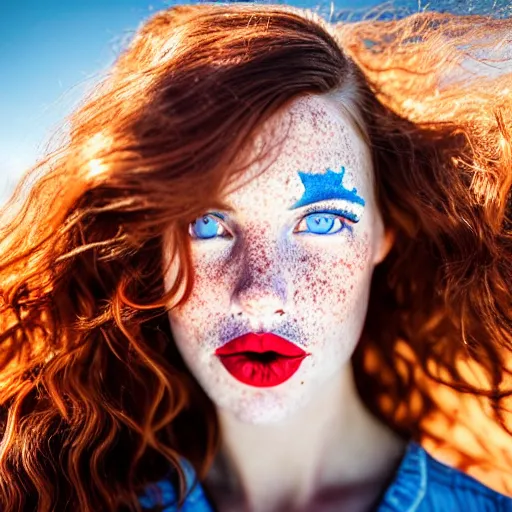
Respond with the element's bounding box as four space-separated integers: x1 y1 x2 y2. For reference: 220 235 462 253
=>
215 332 309 387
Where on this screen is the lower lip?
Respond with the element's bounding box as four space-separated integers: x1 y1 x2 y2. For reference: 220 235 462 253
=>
217 353 308 387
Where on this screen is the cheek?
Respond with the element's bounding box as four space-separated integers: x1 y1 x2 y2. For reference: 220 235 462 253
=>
290 233 373 326
167 248 235 335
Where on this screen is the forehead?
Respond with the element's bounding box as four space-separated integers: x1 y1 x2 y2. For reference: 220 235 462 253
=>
226 94 373 212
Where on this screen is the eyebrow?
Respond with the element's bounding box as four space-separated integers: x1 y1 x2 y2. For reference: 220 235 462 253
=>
288 166 366 210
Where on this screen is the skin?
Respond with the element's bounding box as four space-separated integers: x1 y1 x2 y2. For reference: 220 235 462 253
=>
162 94 405 511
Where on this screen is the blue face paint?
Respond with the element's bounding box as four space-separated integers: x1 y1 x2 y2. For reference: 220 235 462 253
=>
290 166 366 210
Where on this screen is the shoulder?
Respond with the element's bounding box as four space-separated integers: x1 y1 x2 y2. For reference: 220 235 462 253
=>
378 442 512 512
138 457 213 512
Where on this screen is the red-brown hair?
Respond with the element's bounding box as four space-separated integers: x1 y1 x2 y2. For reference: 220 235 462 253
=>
0 5 510 511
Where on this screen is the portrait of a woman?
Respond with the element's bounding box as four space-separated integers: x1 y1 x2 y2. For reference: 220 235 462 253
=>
0 4 511 511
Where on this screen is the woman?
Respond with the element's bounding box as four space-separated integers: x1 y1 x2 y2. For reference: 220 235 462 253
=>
0 4 511 511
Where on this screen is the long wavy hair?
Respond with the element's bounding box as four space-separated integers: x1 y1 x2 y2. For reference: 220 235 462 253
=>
0 4 510 511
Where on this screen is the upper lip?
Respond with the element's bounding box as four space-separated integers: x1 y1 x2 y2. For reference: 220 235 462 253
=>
215 332 307 357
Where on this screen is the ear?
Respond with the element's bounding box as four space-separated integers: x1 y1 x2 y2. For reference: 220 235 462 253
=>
372 226 395 265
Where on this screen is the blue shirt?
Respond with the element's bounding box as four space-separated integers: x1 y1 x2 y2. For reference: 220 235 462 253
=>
139 442 512 511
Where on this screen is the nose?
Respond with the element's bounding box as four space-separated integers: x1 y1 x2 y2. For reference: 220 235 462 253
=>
231 240 288 326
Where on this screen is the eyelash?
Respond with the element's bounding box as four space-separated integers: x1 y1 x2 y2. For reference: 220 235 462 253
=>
294 208 356 236
188 208 359 241
300 206 359 224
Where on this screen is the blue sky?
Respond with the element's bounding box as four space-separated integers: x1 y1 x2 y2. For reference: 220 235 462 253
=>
1 0 509 204
1 0 159 201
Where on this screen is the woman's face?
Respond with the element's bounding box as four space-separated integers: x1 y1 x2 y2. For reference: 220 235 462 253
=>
163 94 392 424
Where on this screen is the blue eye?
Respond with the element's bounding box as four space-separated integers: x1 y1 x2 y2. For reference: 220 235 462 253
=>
189 215 228 240
306 214 335 234
297 212 353 235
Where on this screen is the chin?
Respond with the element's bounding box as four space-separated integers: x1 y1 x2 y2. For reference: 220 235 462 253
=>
232 407 291 425
216 385 312 425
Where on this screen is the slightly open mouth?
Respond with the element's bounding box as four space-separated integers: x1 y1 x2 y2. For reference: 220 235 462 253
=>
241 351 282 363
215 332 309 387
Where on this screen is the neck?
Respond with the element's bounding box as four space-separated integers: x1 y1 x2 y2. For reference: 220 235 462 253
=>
205 364 406 512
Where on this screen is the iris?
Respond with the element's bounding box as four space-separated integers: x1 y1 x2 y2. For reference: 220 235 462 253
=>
305 213 339 234
190 216 220 239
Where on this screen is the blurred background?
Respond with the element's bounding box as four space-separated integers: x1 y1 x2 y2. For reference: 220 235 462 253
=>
1 0 511 206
